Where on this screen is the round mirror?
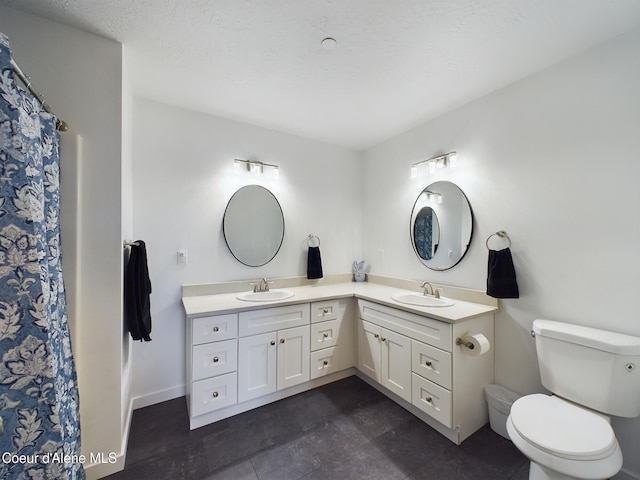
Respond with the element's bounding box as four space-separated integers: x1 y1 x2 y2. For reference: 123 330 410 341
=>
410 181 473 270
223 185 284 267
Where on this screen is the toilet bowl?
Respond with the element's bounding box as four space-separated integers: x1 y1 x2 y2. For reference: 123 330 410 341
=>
507 394 622 480
506 319 640 480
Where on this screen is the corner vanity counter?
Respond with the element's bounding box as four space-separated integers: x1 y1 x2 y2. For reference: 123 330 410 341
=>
182 276 497 444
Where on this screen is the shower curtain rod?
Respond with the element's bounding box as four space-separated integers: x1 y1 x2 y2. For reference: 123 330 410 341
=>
10 58 69 132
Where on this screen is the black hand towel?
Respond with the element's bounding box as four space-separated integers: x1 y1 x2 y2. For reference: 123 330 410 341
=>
307 246 323 279
487 247 519 299
125 240 153 341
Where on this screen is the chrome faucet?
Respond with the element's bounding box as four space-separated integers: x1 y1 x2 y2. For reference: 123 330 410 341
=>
420 281 442 298
420 281 434 296
253 278 270 293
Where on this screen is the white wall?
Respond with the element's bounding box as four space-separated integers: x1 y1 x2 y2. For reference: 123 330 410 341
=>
0 7 128 479
121 53 134 451
362 27 640 477
130 98 362 404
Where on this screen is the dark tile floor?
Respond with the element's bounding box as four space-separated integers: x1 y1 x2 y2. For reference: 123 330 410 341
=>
106 376 529 480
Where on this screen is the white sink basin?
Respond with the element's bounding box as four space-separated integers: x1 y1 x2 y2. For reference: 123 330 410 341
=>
390 292 454 307
236 289 295 302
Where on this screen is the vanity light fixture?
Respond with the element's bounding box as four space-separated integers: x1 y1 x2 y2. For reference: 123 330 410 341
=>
410 151 457 179
233 159 280 179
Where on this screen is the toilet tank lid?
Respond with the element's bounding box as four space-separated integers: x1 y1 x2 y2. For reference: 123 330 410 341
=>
533 319 640 355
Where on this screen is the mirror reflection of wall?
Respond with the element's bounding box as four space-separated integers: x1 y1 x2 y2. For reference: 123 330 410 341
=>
410 181 473 270
223 185 285 267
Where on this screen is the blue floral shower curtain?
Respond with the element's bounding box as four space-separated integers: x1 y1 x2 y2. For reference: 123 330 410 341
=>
0 33 84 480
414 208 434 260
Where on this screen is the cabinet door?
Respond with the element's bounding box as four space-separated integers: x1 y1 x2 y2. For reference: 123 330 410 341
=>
238 332 277 403
357 319 381 382
276 325 310 390
380 328 412 402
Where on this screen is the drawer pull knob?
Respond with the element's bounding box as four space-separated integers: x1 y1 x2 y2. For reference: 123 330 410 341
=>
323 360 329 366
213 357 219 363
323 333 329 338
374 334 379 339
425 361 433 367
212 326 219 332
380 337 386 342
425 396 433 403
280 338 285 344
323 308 329 314
270 341 276 346
212 392 219 398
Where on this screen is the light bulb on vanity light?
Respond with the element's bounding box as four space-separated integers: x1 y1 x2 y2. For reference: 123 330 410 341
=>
272 166 280 180
448 152 457 167
410 165 418 179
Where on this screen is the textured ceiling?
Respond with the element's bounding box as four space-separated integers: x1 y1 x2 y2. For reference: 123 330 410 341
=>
2 0 640 150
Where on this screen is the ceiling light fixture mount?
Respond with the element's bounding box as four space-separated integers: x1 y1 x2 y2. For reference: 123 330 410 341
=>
321 37 337 50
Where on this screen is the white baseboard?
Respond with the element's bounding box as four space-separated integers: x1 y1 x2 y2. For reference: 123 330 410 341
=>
83 396 134 480
84 454 125 480
132 384 186 410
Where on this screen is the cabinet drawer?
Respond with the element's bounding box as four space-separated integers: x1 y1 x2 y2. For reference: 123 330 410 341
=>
358 300 452 351
311 300 339 323
310 346 340 379
411 340 451 390
192 313 238 345
191 372 237 417
411 373 452 428
310 319 341 351
192 339 237 381
239 304 310 337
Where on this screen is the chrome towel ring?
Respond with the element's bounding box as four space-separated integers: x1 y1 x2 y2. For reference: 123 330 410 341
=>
307 234 321 247
486 230 511 249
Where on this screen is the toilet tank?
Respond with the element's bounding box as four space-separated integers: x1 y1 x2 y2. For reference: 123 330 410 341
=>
533 319 640 417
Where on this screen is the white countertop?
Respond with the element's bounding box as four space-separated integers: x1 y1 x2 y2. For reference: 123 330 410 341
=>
182 281 497 324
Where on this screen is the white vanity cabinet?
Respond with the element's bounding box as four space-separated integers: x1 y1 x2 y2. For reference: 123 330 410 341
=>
237 304 310 403
309 299 356 379
186 313 239 418
357 299 494 444
183 284 494 440
185 300 355 430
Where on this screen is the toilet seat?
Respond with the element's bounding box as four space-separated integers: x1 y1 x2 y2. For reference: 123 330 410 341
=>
509 394 617 460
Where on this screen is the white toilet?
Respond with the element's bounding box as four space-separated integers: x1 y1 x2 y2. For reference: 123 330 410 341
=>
507 319 640 480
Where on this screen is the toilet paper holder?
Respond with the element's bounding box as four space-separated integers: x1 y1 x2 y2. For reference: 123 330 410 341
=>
456 337 475 350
